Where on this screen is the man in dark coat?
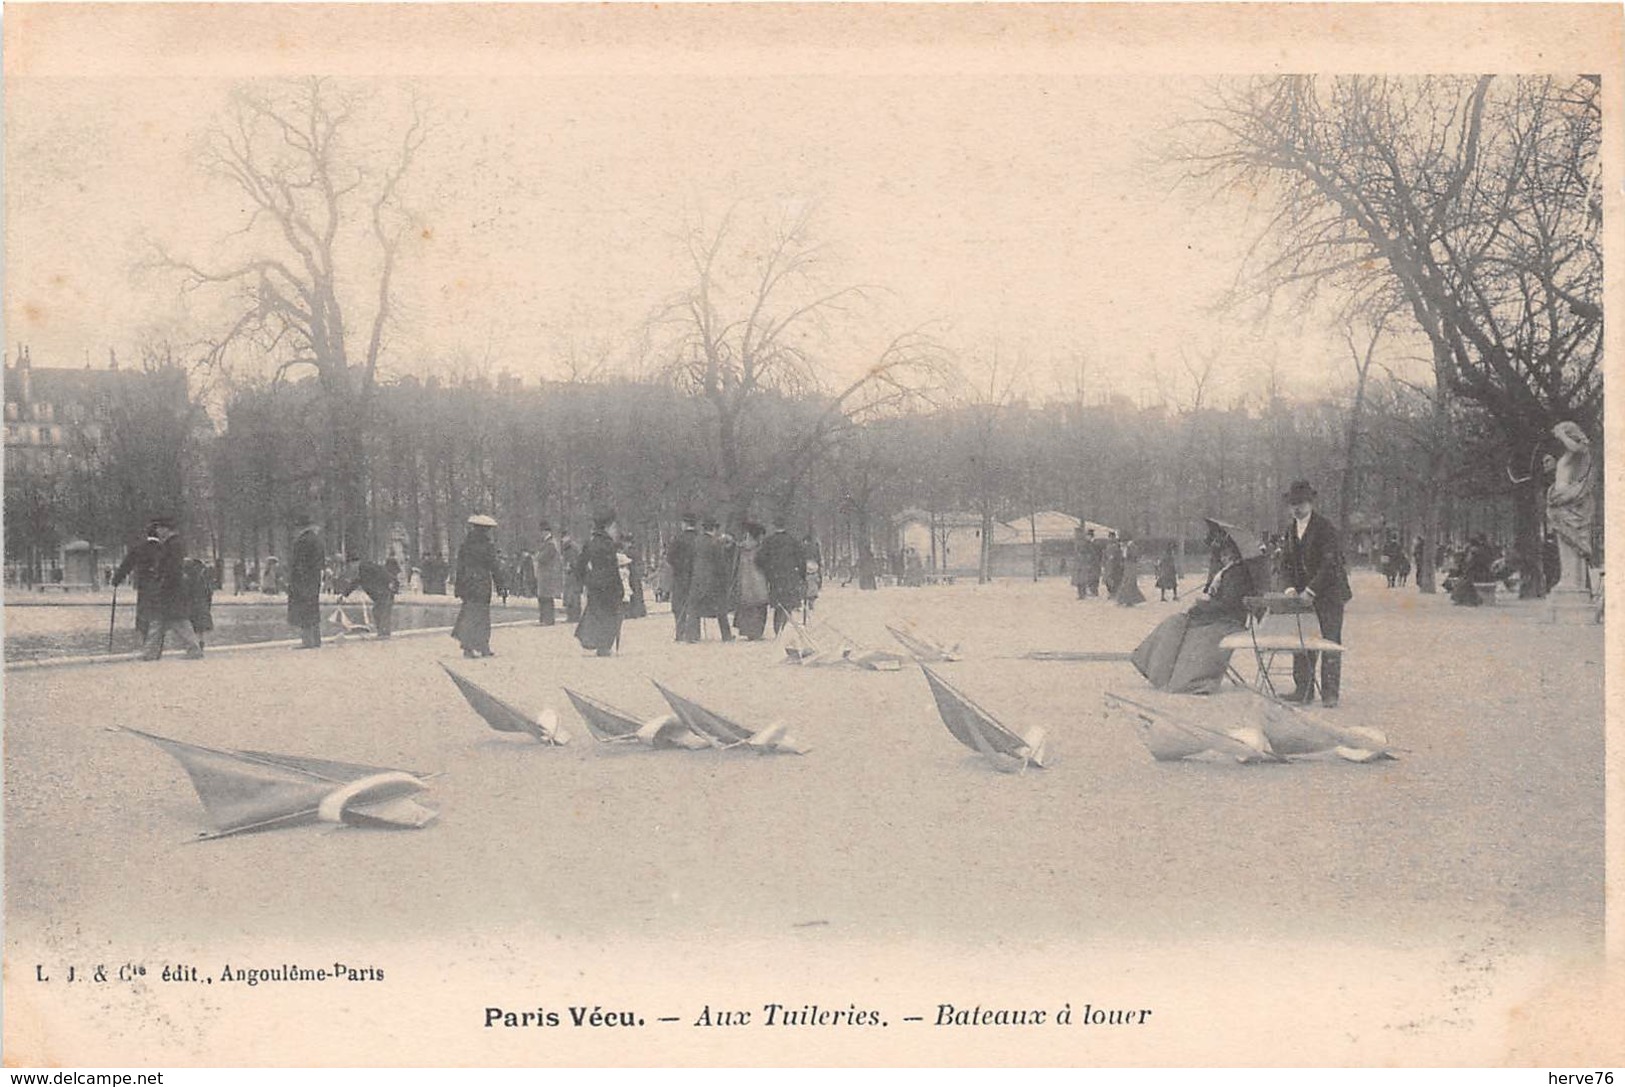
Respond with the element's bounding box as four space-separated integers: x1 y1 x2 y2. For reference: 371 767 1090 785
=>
757 514 805 635
1071 528 1092 599
1081 532 1104 597
452 514 505 657
532 522 564 626
574 511 625 656
1280 480 1352 707
666 513 699 642
560 532 583 624
684 517 734 641
112 523 162 638
287 512 325 649
140 518 204 660
339 555 397 637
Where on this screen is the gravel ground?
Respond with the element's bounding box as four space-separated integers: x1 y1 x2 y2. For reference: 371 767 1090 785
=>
3 571 1606 1064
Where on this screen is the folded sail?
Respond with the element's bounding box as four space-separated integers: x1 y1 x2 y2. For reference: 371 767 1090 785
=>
441 663 568 744
920 665 1047 770
652 681 755 745
118 727 435 838
563 688 645 742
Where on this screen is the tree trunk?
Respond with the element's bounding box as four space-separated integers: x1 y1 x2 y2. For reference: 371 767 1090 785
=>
1513 476 1547 598
979 508 994 584
1029 509 1040 581
855 504 878 590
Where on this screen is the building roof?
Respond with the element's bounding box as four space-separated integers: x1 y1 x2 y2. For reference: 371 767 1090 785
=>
998 511 1117 543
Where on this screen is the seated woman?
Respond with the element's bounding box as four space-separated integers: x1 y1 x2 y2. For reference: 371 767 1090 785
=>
1130 532 1257 694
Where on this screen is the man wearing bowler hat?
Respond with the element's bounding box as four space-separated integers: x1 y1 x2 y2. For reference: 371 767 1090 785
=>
1281 480 1351 706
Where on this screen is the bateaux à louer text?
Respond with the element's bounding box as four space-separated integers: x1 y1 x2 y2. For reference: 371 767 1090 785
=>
483 1002 1154 1028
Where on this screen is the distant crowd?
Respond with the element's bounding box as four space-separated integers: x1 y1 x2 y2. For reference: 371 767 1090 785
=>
106 507 826 662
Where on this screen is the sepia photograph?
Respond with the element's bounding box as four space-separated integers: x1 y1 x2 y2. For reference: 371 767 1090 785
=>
3 2 1621 1070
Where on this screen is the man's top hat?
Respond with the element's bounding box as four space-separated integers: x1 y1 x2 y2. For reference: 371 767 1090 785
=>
1284 480 1317 504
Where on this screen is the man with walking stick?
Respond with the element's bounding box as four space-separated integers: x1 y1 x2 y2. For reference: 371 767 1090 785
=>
111 521 162 647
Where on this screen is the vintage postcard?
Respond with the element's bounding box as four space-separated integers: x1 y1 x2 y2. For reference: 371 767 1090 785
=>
3 2 1621 1069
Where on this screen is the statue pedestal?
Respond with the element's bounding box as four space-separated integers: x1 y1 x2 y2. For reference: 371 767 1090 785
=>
1544 587 1597 625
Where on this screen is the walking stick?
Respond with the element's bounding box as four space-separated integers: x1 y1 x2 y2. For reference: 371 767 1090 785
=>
108 586 119 653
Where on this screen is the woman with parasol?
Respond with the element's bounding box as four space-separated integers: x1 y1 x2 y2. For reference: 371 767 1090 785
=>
1129 518 1260 694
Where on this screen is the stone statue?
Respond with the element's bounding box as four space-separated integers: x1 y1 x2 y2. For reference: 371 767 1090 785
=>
1545 420 1596 593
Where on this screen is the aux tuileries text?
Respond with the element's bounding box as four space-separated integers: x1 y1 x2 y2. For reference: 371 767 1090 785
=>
483 1002 1153 1029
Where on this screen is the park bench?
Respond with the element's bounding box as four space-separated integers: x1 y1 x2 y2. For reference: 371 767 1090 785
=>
1473 582 1499 605
35 582 95 593
1220 593 1346 702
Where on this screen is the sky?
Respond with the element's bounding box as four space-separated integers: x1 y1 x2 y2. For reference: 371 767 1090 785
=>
3 5 1455 410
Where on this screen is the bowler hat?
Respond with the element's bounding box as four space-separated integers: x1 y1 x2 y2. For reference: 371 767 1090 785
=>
1283 480 1317 504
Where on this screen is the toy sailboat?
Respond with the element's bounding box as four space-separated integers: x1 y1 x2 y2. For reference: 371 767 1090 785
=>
920 665 1048 773
114 726 437 839
651 681 810 754
441 663 569 745
562 687 708 750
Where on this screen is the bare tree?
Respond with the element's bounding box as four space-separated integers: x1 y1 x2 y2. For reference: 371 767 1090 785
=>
655 203 945 519
152 77 428 551
950 348 1026 584
1335 308 1390 534
1178 75 1602 591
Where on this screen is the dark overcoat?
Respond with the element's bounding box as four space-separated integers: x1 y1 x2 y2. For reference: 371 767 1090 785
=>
1280 514 1353 604
574 530 624 651
155 536 192 622
666 529 698 610
756 530 805 610
287 527 324 629
455 532 502 604
686 533 732 618
533 536 564 599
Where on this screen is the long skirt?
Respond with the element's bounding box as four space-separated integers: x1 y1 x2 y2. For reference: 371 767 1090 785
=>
1113 572 1146 607
452 601 492 652
1130 613 1243 694
734 603 768 640
576 596 623 652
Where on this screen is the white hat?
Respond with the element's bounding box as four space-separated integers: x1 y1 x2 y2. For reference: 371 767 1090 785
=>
467 514 498 527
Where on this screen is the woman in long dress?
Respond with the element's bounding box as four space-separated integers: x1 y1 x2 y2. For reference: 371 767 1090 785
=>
1131 528 1256 693
733 522 771 640
452 514 504 658
574 511 625 657
1113 541 1146 607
